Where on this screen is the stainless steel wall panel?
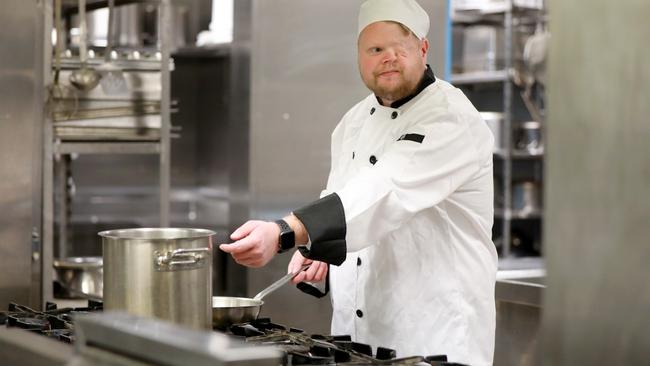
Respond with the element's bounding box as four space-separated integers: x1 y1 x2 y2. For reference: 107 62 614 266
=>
543 0 650 364
0 0 44 310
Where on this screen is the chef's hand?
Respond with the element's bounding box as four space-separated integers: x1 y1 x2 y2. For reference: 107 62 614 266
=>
219 220 279 268
288 250 328 284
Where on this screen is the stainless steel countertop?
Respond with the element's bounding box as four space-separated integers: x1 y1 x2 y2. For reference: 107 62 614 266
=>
496 273 545 307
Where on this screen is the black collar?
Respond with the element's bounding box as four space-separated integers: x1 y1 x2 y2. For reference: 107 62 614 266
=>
376 65 436 109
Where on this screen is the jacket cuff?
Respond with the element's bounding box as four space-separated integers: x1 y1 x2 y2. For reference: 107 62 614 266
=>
293 193 347 265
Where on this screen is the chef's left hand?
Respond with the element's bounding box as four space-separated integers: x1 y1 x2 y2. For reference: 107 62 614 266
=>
219 220 280 268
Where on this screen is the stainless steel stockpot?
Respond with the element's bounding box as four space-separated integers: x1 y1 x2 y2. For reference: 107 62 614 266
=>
99 228 215 330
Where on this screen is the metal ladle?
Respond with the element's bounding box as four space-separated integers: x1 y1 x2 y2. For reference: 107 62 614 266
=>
69 0 101 91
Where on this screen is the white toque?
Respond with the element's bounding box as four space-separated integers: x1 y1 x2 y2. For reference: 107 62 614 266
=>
358 0 430 39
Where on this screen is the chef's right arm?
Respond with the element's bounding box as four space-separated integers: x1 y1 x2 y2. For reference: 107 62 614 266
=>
220 112 486 281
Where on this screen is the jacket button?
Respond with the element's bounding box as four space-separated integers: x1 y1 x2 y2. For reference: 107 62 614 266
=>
391 111 398 119
370 107 376 115
352 151 355 159
356 309 363 318
369 155 377 165
357 257 362 266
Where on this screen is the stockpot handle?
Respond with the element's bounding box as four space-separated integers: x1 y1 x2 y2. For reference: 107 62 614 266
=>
154 247 210 271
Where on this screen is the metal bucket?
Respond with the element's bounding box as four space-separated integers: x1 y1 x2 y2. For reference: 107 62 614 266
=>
98 228 215 330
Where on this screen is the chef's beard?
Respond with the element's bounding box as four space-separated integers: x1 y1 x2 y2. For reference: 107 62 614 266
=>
363 70 421 104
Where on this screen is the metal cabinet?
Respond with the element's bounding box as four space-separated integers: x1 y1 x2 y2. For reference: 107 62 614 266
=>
0 0 46 311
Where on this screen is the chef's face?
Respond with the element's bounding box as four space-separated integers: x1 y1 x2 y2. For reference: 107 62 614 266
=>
358 21 429 105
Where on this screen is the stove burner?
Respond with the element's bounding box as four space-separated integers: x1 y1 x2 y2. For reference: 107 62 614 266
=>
222 318 466 365
1 300 102 343
7 314 51 330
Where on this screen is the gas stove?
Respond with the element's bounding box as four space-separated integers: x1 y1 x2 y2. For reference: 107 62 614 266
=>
0 302 466 366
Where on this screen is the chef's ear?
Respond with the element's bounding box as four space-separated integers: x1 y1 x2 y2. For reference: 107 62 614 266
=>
419 38 429 59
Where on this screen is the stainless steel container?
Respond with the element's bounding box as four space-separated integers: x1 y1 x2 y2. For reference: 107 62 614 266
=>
77 3 188 51
461 25 505 72
515 121 543 154
512 181 542 215
99 228 215 330
53 256 103 299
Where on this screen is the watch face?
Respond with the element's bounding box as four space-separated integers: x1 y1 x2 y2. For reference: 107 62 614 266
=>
279 231 295 251
276 220 295 253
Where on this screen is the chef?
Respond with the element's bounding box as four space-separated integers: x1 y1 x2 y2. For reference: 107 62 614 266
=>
219 0 497 364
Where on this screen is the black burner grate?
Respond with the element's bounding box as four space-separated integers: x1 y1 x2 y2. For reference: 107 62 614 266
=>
222 318 463 366
1 301 465 365
0 301 102 343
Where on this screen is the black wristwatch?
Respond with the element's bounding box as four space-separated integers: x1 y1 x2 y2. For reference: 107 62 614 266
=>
274 219 295 253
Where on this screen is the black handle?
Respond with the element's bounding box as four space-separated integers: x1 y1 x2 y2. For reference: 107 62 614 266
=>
296 268 330 298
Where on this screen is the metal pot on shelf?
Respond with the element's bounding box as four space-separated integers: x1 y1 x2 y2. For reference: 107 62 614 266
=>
79 3 189 51
512 181 542 215
514 121 543 154
99 228 215 330
53 256 103 299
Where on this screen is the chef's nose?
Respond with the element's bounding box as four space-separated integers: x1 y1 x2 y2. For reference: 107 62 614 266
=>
382 48 398 64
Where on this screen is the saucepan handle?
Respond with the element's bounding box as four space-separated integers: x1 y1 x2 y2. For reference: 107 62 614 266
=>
253 264 310 301
154 247 210 271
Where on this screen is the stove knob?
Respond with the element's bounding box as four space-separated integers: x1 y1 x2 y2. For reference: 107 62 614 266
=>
351 341 373 356
334 349 351 363
376 347 396 360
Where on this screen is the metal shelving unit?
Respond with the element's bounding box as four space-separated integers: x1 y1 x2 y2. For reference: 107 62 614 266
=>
41 0 173 305
451 0 546 258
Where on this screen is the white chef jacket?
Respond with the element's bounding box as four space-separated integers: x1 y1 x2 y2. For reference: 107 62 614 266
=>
310 78 497 365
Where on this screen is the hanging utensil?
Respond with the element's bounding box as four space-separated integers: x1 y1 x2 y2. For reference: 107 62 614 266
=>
523 29 550 87
513 26 550 123
98 0 127 94
69 0 101 91
47 0 78 119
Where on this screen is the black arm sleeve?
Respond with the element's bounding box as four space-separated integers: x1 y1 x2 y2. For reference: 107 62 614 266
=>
293 193 347 265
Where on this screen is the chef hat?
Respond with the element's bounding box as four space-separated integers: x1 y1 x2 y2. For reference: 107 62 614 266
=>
358 0 430 40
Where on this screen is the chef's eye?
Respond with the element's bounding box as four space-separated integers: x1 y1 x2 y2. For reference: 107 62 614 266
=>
369 47 382 54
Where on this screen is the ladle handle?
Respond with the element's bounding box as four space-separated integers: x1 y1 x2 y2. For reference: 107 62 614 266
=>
253 264 310 301
78 0 88 64
105 0 114 62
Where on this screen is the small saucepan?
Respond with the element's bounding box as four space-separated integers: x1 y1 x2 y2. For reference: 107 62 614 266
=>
212 264 309 329
53 256 103 300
